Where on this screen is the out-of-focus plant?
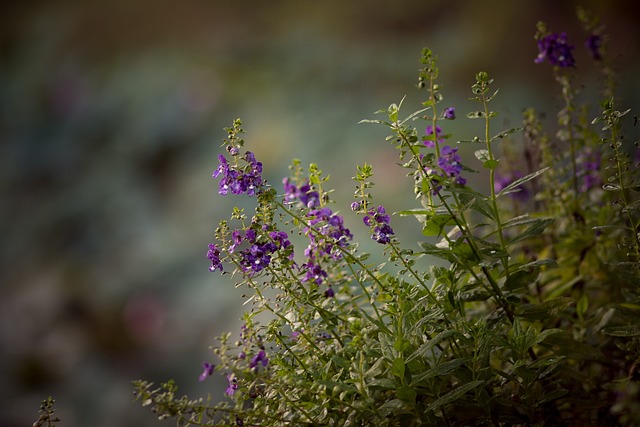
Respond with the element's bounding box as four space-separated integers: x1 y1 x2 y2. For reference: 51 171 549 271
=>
131 8 640 426
32 397 61 427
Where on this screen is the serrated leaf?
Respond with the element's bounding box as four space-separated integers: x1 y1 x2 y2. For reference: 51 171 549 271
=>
425 380 484 412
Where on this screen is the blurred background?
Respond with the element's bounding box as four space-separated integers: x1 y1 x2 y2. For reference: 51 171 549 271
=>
1 0 639 425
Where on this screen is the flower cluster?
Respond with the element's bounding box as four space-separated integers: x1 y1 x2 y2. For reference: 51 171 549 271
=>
213 151 263 196
283 178 320 208
206 243 223 272
302 207 352 289
437 145 466 185
363 205 394 244
534 32 576 68
238 228 291 276
577 148 602 192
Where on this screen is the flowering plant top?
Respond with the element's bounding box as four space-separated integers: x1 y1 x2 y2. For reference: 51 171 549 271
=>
132 8 640 427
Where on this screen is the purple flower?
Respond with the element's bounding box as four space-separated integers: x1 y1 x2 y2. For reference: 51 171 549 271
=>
443 107 456 120
282 178 319 208
236 230 291 275
578 149 601 192
249 349 269 370
302 261 328 285
437 146 466 185
207 244 223 272
534 32 576 68
212 151 263 196
198 362 215 381
324 286 335 298
350 201 361 212
363 205 395 245
585 34 603 60
372 223 394 244
425 125 444 148
225 375 238 396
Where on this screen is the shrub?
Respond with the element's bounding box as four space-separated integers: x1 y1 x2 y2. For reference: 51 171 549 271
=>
133 9 640 426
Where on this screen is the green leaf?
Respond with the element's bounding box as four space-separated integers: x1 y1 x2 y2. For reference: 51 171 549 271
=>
515 297 573 320
407 330 457 363
378 399 410 416
534 328 563 345
576 294 589 321
397 386 417 403
603 324 640 337
497 167 549 197
467 111 485 119
391 357 406 378
425 380 484 412
508 218 554 245
491 127 523 141
483 159 499 170
422 214 456 236
410 358 470 386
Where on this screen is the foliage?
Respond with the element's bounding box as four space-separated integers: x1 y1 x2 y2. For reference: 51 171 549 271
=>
32 397 61 427
133 9 640 426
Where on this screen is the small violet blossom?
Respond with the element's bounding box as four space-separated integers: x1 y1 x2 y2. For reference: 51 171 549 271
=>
443 107 456 120
585 34 603 61
225 375 238 396
534 32 576 68
249 349 269 370
324 286 335 298
578 149 601 192
198 362 215 382
424 125 444 148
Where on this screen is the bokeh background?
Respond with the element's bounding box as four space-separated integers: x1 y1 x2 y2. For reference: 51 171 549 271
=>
1 1 639 425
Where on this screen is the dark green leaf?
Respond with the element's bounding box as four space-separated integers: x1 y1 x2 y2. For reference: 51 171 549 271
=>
410 358 470 386
603 324 640 337
515 297 572 320
425 380 484 412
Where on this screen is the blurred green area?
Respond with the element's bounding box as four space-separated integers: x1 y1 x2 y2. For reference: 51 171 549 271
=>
1 0 638 425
